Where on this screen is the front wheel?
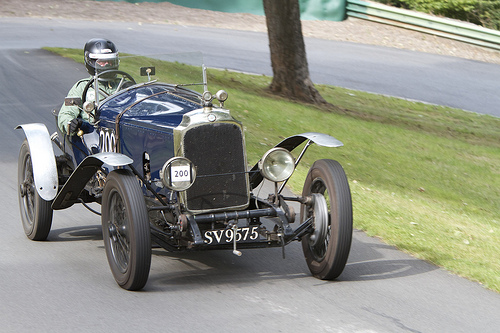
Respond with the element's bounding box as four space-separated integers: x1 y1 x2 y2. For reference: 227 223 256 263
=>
102 169 151 290
18 140 53 240
301 159 353 280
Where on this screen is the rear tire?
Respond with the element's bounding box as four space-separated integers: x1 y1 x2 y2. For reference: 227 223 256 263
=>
18 140 53 241
301 159 353 280
102 169 151 291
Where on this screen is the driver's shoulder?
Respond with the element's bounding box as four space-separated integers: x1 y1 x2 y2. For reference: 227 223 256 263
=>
75 77 92 88
66 77 92 95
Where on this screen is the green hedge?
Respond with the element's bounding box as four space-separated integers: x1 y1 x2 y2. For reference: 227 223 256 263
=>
376 0 500 30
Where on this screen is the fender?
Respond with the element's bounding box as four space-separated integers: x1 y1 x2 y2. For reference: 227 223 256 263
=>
249 132 343 189
52 152 133 210
16 123 58 201
273 132 343 150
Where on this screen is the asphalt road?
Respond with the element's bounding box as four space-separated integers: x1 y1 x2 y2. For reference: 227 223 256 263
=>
2 17 500 117
1 18 499 332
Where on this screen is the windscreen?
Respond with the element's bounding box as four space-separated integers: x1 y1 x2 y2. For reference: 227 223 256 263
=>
115 52 206 93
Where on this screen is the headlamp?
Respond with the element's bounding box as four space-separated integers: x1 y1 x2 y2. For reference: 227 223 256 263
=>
258 148 295 182
83 101 95 113
202 91 213 103
215 90 228 103
160 157 196 191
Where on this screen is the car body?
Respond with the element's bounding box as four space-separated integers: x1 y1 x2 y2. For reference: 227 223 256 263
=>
16 53 353 290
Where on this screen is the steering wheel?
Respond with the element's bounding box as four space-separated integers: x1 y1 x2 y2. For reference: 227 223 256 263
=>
82 70 136 103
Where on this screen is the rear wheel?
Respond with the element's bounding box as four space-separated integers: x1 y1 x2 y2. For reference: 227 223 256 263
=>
102 169 151 290
18 140 53 240
301 159 353 280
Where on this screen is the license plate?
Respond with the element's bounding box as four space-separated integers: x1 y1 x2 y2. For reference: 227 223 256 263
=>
203 226 260 245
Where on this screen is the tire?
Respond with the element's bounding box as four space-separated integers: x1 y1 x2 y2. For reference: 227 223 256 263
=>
18 140 53 241
301 159 353 280
101 169 151 291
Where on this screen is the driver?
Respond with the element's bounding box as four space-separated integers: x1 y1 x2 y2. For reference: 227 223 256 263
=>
57 38 121 136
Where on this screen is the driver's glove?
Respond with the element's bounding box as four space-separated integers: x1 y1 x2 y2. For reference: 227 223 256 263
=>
67 118 83 136
68 119 93 136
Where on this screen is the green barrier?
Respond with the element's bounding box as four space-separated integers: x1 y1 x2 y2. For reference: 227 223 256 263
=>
299 0 346 21
347 0 500 50
99 0 347 21
151 0 265 15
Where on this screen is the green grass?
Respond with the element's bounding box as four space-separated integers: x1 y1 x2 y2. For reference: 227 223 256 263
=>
45 47 500 292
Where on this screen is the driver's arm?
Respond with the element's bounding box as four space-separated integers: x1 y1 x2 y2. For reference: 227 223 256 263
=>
58 78 120 135
57 79 90 135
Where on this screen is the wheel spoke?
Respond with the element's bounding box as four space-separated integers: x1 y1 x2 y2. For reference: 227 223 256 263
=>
107 192 130 273
308 181 330 261
114 223 130 254
23 156 35 223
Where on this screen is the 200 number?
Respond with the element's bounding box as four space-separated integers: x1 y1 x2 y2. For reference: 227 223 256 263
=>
171 165 190 182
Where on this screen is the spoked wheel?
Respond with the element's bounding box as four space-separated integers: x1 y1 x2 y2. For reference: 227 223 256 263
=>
18 140 53 241
102 169 151 291
301 159 353 280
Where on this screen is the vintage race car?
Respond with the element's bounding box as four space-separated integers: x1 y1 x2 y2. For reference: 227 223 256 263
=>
16 53 353 290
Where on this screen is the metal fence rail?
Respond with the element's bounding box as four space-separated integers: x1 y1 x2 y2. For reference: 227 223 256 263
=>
346 0 500 51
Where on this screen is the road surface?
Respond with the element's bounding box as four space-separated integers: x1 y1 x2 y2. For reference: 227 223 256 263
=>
0 18 499 333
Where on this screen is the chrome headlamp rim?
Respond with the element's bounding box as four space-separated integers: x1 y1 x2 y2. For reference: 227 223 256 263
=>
83 101 95 113
215 90 228 103
258 147 295 182
160 156 196 191
202 91 212 102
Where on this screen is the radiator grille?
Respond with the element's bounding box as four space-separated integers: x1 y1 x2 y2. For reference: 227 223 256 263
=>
183 122 249 212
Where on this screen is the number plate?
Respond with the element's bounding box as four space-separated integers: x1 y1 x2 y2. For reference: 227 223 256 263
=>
204 226 261 245
171 165 191 182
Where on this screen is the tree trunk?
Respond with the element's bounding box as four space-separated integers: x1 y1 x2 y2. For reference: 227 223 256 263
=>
263 0 328 106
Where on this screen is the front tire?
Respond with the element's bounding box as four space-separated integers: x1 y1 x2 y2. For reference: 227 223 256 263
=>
102 169 151 291
18 140 53 240
301 159 353 280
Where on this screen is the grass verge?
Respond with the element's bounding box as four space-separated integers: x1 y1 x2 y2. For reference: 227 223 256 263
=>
45 47 500 292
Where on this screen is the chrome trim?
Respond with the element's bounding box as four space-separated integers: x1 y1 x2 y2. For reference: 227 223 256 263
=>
173 108 250 214
90 152 133 166
249 132 344 190
288 132 343 147
16 123 58 201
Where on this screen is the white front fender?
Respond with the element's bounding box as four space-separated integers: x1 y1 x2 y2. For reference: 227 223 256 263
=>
16 123 58 201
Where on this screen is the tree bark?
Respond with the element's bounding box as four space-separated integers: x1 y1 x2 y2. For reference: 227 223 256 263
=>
263 0 328 106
